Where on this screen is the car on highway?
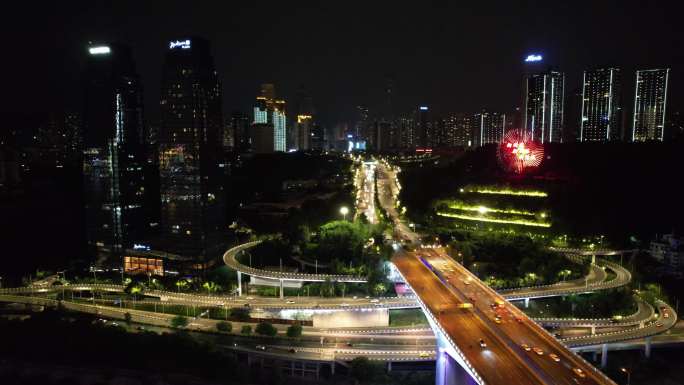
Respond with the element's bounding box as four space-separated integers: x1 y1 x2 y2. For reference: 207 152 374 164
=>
515 317 523 323
288 348 296 354
572 368 586 378
419 351 430 358
370 299 379 303
532 347 544 355
256 345 267 351
494 317 502 324
286 300 295 304
656 322 664 327
246 297 254 300
339 303 350 307
521 344 532 351
549 353 560 362
479 339 487 348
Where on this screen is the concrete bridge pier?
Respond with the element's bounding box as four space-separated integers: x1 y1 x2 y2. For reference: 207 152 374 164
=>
435 347 478 385
524 298 530 308
237 271 242 296
600 343 608 368
280 279 284 299
645 337 652 358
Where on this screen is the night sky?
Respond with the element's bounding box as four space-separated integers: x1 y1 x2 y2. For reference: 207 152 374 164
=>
5 0 683 127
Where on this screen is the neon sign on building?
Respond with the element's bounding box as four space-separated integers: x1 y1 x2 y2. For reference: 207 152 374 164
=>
169 39 191 49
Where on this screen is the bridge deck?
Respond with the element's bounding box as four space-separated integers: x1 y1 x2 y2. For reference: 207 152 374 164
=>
392 247 617 385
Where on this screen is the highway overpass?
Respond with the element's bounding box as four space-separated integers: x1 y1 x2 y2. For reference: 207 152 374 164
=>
394 247 618 385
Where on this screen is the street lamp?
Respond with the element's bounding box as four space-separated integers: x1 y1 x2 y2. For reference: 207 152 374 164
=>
340 206 349 221
620 367 631 385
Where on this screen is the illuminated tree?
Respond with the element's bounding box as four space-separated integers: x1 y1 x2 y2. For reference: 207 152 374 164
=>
175 279 189 293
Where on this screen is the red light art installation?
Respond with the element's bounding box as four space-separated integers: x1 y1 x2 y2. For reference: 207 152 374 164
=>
498 130 543 173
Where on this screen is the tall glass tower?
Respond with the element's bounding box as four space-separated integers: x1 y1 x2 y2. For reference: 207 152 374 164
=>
524 70 565 143
580 68 622 142
158 37 225 262
632 68 670 142
83 43 147 261
252 83 286 152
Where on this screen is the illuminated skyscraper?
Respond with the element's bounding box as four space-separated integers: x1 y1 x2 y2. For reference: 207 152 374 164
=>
473 111 506 147
252 83 286 152
158 37 225 262
355 105 369 141
417 106 430 148
295 114 312 150
443 113 473 147
524 70 565 143
83 43 147 260
397 113 415 149
273 100 287 152
632 68 670 142
580 68 622 142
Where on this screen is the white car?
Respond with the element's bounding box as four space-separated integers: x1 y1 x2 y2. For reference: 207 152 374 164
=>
370 299 379 303
286 300 295 304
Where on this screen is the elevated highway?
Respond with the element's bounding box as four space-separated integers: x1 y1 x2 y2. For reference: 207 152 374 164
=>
394 247 618 385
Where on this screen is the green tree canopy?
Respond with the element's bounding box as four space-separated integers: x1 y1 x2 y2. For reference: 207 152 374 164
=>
317 221 370 264
286 324 302 338
216 321 232 333
170 315 188 328
255 322 277 337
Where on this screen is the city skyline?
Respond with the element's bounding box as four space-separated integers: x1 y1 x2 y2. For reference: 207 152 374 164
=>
3 3 684 385
7 1 683 130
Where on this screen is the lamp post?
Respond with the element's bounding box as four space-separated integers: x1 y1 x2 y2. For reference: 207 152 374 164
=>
340 206 349 221
620 367 631 385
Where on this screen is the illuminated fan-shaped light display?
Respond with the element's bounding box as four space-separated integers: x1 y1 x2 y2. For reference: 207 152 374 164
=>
498 130 544 173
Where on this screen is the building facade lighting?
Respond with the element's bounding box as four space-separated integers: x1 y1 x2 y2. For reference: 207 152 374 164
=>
88 46 111 55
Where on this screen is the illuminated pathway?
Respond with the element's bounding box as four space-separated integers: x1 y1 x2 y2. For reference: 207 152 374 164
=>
354 160 379 224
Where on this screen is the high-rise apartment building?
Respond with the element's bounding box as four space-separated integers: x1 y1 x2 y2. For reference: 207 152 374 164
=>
524 70 565 143
397 114 415 149
443 113 473 147
580 68 622 142
355 105 370 141
158 37 225 262
230 111 250 152
473 111 506 147
83 43 147 260
417 106 430 148
252 83 287 152
632 68 670 142
295 114 312 151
